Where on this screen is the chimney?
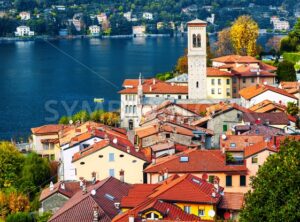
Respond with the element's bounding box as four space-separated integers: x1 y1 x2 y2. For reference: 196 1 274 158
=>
91 172 96 184
60 182 65 190
92 205 99 222
104 134 109 141
82 182 87 194
49 181 54 191
128 215 135 222
120 169 125 183
152 158 156 165
126 146 131 153
152 78 156 85
149 86 152 92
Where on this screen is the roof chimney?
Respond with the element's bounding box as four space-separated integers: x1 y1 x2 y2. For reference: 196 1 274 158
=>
152 78 156 85
92 205 99 222
49 181 54 191
127 146 131 153
149 86 152 92
129 215 135 222
60 182 65 190
120 169 125 183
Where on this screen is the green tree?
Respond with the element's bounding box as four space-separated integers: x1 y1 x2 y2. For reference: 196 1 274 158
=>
276 60 296 81
90 110 105 122
6 212 34 222
72 110 90 123
59 116 70 124
287 102 299 116
19 153 51 196
240 139 300 222
0 142 24 188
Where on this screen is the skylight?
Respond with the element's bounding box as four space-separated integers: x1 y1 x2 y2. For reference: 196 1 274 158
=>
104 193 115 201
180 156 189 162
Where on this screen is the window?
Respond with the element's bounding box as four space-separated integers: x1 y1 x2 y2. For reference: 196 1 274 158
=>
145 212 160 219
226 175 232 186
133 105 136 114
218 88 222 94
80 162 85 165
252 155 258 164
192 34 197 47
233 77 237 83
211 79 215 85
233 88 237 94
197 34 201 47
196 81 199 88
226 79 230 85
240 175 246 186
218 79 221 85
99 155 103 158
119 154 124 158
211 88 215 94
125 105 128 113
50 154 55 161
129 105 132 113
178 95 181 99
198 209 205 216
226 88 230 97
184 206 191 214
166 133 170 138
230 143 236 148
109 169 115 177
109 153 115 162
223 124 228 132
242 78 246 83
208 175 215 183
251 77 255 83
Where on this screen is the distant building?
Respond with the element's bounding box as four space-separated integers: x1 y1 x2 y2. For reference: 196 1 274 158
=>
19 11 30 20
15 26 34 37
59 29 68 36
270 16 289 31
206 14 215 24
132 25 146 36
142 12 153 20
72 13 84 32
123 11 132 21
53 5 66 11
89 25 100 36
96 13 108 24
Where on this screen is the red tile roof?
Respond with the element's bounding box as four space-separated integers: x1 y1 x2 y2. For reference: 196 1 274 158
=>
249 100 286 113
220 135 265 151
239 84 297 100
40 181 83 202
72 138 148 162
49 177 131 222
119 79 188 94
218 192 244 210
114 174 221 222
144 149 247 174
31 124 64 135
231 65 276 77
242 112 289 125
274 135 300 147
207 67 233 77
244 141 278 158
212 55 260 63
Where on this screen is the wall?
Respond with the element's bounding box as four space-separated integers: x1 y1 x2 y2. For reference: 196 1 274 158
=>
73 145 145 184
207 77 232 99
176 203 215 220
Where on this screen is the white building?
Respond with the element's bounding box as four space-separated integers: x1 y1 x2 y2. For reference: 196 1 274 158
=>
89 25 100 36
239 84 298 108
123 11 132 21
15 26 34 37
142 12 153 20
206 14 215 24
273 20 290 31
19 11 30 20
187 19 208 99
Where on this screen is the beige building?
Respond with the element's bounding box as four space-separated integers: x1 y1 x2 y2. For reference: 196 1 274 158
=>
72 140 148 184
31 124 64 161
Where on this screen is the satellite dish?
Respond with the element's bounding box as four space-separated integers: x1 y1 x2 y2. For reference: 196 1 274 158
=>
208 209 215 217
221 134 227 140
113 138 118 144
91 189 96 196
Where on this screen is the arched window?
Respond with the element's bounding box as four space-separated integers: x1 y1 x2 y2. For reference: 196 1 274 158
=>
128 119 134 130
133 105 136 114
125 105 128 113
192 34 197 47
196 81 199 88
197 34 201 47
129 105 132 113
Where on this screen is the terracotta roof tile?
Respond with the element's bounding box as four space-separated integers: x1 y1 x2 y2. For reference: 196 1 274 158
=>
218 192 244 210
144 149 247 174
239 84 297 100
212 55 260 63
31 124 64 135
244 141 278 158
220 135 265 151
49 177 131 222
242 112 289 125
207 67 233 77
249 100 286 113
119 78 188 94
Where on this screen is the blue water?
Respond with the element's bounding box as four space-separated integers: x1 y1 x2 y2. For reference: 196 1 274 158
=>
0 37 187 139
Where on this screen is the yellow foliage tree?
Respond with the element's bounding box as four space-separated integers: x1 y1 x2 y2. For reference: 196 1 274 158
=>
230 15 259 56
0 191 29 219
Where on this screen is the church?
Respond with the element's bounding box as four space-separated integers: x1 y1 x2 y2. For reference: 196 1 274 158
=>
119 19 276 129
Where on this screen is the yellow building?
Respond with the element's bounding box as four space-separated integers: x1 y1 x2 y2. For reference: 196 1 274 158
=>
72 139 148 184
207 67 233 99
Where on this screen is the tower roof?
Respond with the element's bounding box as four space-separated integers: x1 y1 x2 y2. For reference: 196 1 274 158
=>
187 19 207 26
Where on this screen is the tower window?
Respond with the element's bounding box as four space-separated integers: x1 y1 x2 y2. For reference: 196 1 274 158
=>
196 81 199 88
193 34 197 47
197 34 201 47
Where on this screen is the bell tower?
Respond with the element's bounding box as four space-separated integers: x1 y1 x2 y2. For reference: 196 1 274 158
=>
187 19 207 99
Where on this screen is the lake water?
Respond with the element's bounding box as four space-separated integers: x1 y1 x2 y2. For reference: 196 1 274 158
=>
0 34 278 140
0 37 187 139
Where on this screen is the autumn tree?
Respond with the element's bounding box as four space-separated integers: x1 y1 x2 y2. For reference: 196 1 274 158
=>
230 15 259 56
240 139 300 222
175 49 188 74
0 142 24 188
215 27 235 56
